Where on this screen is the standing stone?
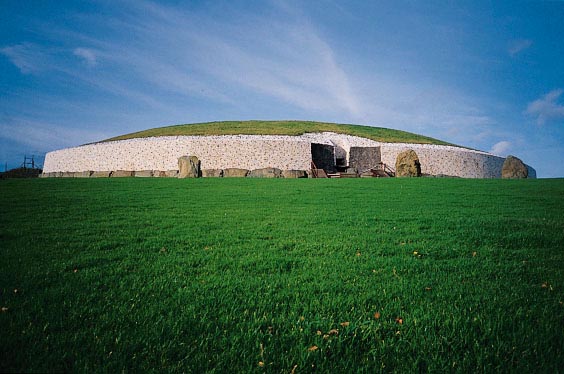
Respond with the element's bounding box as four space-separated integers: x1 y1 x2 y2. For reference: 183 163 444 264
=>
502 155 528 179
178 156 200 178
395 149 421 177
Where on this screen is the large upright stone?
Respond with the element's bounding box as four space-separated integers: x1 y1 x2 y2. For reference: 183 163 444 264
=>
502 155 528 179
395 149 421 177
178 156 200 178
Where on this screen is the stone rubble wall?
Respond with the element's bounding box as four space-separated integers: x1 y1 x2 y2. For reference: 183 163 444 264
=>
43 132 536 178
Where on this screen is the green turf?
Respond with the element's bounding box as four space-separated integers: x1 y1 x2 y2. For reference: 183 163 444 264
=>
1 178 563 372
103 120 454 146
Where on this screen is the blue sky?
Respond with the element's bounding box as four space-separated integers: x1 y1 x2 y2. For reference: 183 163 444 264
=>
1 0 563 177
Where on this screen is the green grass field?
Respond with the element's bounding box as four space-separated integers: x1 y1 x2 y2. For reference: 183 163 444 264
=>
103 120 454 146
1 178 563 372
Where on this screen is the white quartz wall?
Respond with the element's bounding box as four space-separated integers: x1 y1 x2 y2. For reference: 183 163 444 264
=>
43 132 536 178
379 143 501 178
43 136 312 173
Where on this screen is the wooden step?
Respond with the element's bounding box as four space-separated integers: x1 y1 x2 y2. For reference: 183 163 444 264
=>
339 173 359 178
373 169 391 177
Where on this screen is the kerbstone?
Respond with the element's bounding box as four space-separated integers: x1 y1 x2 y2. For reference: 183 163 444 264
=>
201 169 223 177
90 171 111 178
134 170 154 177
223 168 249 177
248 168 282 178
111 170 134 177
281 170 307 178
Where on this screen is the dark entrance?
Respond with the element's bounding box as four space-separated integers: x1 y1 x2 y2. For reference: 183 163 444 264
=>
311 143 336 173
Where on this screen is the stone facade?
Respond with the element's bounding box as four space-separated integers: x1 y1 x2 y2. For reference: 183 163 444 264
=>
42 133 536 178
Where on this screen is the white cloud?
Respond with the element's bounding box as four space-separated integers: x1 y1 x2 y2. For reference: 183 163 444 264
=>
489 140 512 155
73 47 97 66
0 43 47 74
508 39 532 56
526 89 564 125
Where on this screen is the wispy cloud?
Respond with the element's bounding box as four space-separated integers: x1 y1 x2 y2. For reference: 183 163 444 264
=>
28 0 362 118
0 43 49 74
197 21 361 116
141 1 360 116
489 140 512 155
0 116 110 152
526 89 564 125
508 39 532 56
73 47 98 66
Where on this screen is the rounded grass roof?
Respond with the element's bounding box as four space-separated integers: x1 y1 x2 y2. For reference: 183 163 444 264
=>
104 120 455 146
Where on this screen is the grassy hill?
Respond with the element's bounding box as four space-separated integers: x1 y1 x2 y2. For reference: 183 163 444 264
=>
104 120 454 145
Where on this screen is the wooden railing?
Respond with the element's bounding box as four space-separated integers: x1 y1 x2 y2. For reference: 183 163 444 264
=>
380 162 395 177
360 162 396 177
311 161 319 178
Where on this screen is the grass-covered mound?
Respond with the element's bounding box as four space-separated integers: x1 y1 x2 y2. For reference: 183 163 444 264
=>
1 178 563 372
104 120 453 145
